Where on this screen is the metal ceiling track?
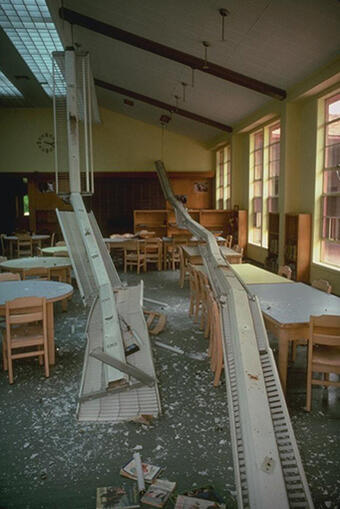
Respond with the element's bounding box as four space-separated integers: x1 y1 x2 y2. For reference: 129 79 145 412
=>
54 48 161 422
155 160 313 509
59 7 286 101
95 78 232 132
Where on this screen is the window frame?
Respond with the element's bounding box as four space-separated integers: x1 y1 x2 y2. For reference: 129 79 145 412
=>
249 121 281 247
319 92 340 267
216 144 231 210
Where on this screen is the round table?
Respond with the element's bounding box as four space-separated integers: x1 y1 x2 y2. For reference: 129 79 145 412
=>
41 246 68 256
4 235 50 258
0 280 73 365
0 256 71 279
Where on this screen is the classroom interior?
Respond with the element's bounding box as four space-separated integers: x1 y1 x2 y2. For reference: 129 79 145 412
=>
0 1 340 508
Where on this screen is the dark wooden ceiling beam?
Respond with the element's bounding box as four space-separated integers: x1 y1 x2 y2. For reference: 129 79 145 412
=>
59 7 286 101
94 79 232 132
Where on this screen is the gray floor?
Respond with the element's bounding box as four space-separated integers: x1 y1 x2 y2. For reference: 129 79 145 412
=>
0 267 339 509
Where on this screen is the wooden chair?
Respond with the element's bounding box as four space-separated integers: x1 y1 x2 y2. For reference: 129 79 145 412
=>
16 233 33 257
196 269 211 338
230 244 244 264
207 288 224 387
291 279 333 362
225 235 233 248
22 267 50 280
2 296 49 384
0 272 21 281
144 237 163 271
0 234 6 257
50 232 56 246
178 245 190 288
188 264 200 320
50 267 72 312
123 240 146 274
166 233 191 270
278 265 292 279
312 279 332 294
305 315 340 412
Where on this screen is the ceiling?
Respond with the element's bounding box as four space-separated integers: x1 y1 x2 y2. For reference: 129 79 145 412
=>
2 0 340 144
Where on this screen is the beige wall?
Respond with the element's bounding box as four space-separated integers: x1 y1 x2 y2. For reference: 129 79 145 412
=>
0 107 214 174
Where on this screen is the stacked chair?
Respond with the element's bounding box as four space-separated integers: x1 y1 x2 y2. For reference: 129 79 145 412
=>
187 264 224 386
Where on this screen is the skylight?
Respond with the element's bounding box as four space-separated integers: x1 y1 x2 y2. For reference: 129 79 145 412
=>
0 70 23 97
0 0 64 97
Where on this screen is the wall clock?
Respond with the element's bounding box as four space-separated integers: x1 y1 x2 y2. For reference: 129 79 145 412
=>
36 132 55 153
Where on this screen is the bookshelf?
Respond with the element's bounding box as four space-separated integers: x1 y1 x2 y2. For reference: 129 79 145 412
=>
133 209 247 250
284 213 311 282
266 212 279 273
133 210 168 238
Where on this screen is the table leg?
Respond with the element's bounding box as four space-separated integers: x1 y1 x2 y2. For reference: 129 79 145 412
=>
277 329 290 394
46 302 55 365
10 240 13 258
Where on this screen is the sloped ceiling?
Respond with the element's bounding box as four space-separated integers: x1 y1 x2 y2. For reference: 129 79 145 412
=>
3 0 340 144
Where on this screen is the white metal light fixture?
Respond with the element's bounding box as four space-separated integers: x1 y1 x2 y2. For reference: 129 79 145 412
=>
219 8 230 41
202 41 210 69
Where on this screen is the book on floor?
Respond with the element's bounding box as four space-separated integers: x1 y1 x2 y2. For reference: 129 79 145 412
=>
141 479 176 508
120 457 161 483
174 495 226 509
96 484 140 509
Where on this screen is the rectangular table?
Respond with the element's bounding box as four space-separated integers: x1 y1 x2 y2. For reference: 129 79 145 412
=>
248 282 340 392
193 263 292 285
181 245 242 265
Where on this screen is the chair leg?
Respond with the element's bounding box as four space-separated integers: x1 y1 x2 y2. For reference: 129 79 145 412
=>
7 344 13 384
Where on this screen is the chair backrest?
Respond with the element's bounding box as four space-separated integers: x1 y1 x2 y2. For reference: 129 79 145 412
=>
0 272 21 281
16 233 33 256
309 315 340 348
145 237 162 251
0 234 6 255
311 279 332 294
124 239 145 254
225 235 233 248
50 232 56 246
22 267 50 280
278 265 292 279
232 244 244 256
5 296 46 328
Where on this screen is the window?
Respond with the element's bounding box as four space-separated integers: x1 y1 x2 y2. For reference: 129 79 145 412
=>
216 145 231 209
249 122 281 246
320 93 340 266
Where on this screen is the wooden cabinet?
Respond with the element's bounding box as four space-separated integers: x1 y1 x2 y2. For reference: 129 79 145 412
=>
266 213 280 273
133 210 168 238
133 209 248 249
284 213 311 282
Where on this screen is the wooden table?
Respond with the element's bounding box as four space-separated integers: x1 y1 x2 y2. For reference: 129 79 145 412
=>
4 234 50 258
181 245 242 265
41 246 68 256
193 263 293 285
248 282 340 392
0 256 72 282
0 280 73 365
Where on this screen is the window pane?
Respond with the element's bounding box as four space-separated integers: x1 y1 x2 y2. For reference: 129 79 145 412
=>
323 169 340 194
269 125 280 143
254 164 263 180
321 240 340 265
325 119 340 145
269 177 279 197
325 142 340 169
268 196 279 213
254 150 263 166
254 181 263 197
254 131 263 149
326 94 340 123
269 143 280 161
253 226 262 243
253 197 262 212
269 160 280 177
